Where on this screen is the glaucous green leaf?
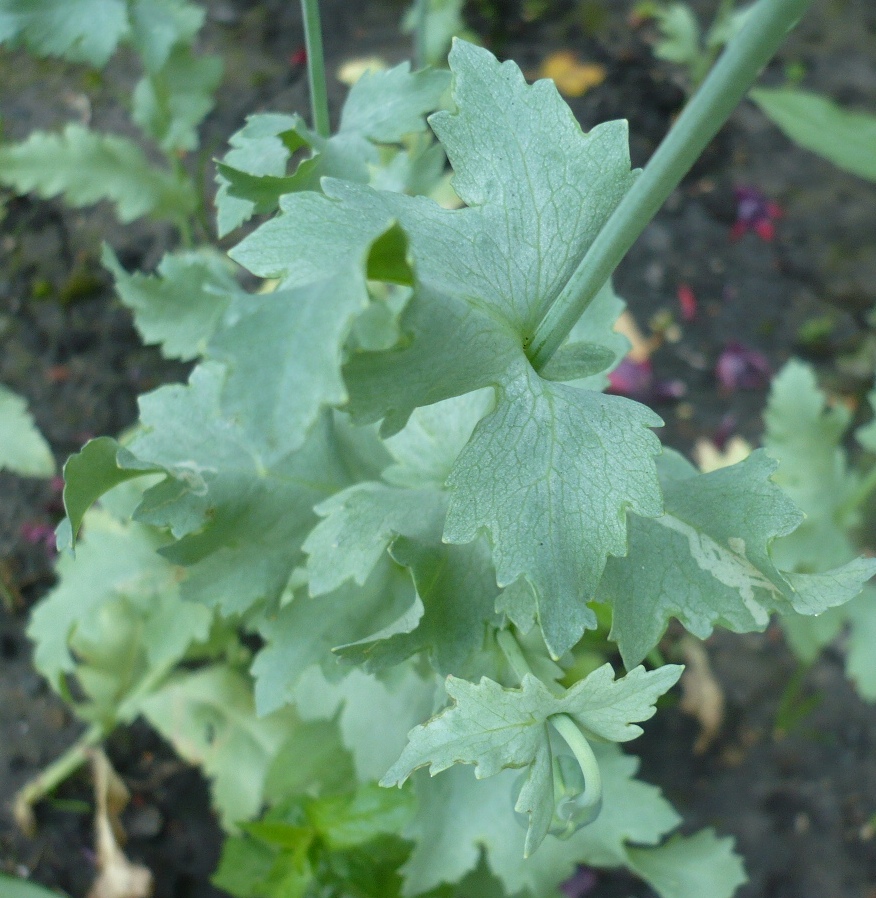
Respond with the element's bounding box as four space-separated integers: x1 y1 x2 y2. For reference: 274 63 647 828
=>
445 361 663 658
292 664 438 783
303 483 446 595
0 0 127 65
337 535 501 676
216 64 449 234
29 499 211 726
764 359 857 572
381 390 494 490
602 450 876 667
763 362 876 696
550 280 629 391
235 41 637 432
131 45 222 152
846 587 876 700
128 0 204 72
382 664 681 852
140 665 296 828
0 384 54 477
400 744 681 896
251 558 416 716
751 87 876 182
104 245 240 362
649 3 702 67
0 124 196 227
124 364 354 614
30 504 175 688
214 113 301 237
626 829 747 898
207 263 389 458
56 436 159 551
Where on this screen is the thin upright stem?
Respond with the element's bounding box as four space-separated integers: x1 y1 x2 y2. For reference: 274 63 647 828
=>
301 0 330 138
528 0 814 371
496 628 533 681
412 0 429 70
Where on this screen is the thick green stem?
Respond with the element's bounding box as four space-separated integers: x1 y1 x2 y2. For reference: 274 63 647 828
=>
497 627 533 681
14 722 105 836
548 714 602 820
528 0 813 370
301 0 330 138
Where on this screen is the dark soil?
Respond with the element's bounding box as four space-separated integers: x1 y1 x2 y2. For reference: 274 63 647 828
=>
2 1 876 896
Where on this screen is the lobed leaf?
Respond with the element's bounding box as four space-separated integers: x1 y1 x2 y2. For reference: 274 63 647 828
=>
400 745 682 896
104 246 240 362
128 0 205 72
751 87 876 182
215 63 450 235
0 384 54 477
0 124 197 227
132 45 222 152
0 0 127 65
445 361 663 658
382 664 681 852
602 450 876 667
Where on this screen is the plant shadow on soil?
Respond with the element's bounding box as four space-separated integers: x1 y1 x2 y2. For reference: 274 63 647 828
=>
2 1 876 896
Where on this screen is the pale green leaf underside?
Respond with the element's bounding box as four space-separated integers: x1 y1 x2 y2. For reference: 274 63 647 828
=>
751 87 876 182
140 666 297 828
446 362 663 658
0 124 196 226
0 385 54 477
603 451 876 667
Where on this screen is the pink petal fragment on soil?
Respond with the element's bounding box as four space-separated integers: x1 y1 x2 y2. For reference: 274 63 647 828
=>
715 342 771 392
560 866 598 898
677 282 698 322
731 185 782 242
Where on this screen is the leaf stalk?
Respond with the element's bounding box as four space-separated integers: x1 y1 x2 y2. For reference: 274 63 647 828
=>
528 0 814 370
548 713 603 824
14 721 106 836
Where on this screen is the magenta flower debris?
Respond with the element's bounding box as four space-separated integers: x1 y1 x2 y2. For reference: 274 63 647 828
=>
560 865 598 898
715 342 771 391
677 282 698 322
20 521 57 557
730 185 782 242
608 357 686 403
